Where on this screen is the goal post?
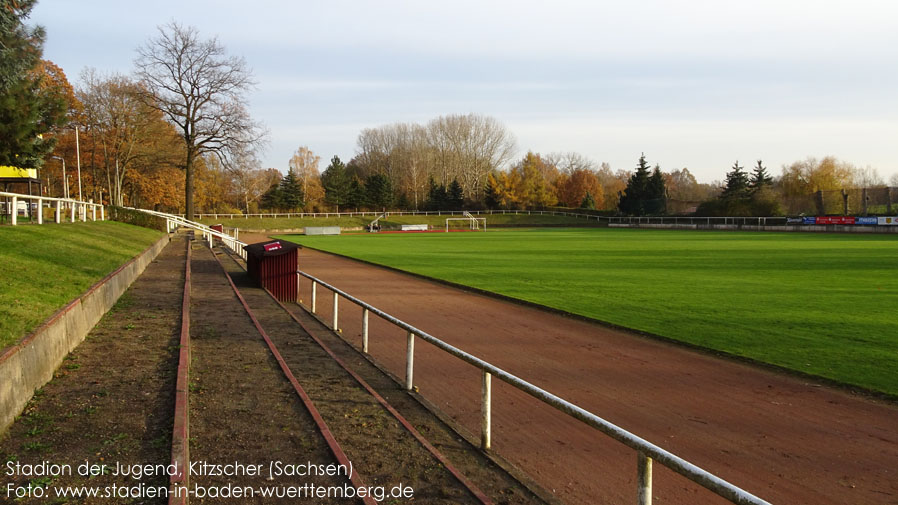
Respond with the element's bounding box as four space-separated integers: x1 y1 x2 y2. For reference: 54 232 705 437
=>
445 217 486 232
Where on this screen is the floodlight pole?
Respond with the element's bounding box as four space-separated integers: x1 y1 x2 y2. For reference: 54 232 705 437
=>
75 126 82 201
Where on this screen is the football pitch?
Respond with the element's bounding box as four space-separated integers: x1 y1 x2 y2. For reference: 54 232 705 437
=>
278 228 898 396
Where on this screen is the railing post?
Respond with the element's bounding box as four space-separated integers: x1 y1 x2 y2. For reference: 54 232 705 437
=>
362 308 369 353
100 205 104 221
55 200 61 223
332 291 339 330
405 332 414 390
91 203 96 221
70 201 75 222
637 451 653 505
311 281 317 313
37 198 43 224
10 196 17 226
481 370 491 450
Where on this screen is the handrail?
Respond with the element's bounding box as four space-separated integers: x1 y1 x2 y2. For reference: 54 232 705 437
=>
1 190 104 225
294 269 772 505
125 208 249 262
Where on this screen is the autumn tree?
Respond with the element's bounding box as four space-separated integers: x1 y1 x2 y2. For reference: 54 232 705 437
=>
486 170 521 209
288 146 324 210
595 162 629 211
77 70 171 206
511 152 558 208
556 168 603 209
135 22 265 220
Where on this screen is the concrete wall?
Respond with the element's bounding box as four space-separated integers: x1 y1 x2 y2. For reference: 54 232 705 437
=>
0 234 171 435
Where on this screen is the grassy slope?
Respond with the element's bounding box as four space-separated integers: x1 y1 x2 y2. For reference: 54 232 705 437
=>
198 213 599 230
0 221 163 350
279 228 898 395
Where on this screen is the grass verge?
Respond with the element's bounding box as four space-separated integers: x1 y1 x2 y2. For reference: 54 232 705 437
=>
279 228 898 396
0 221 163 351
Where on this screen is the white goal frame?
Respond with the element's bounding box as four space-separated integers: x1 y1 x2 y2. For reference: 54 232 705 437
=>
445 217 486 232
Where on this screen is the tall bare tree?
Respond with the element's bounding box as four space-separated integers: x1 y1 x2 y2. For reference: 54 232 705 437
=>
134 22 265 219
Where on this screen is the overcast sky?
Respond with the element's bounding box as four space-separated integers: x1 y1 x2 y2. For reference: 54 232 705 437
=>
31 0 898 182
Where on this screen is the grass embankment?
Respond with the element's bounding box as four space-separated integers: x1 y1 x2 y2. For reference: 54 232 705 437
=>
280 228 898 396
0 221 163 351
198 213 599 230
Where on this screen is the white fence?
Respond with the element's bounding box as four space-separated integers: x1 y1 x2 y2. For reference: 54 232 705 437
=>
190 209 604 221
293 271 772 505
126 207 247 262
1 191 104 226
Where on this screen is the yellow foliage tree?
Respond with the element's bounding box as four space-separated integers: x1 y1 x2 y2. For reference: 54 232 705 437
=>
288 146 324 210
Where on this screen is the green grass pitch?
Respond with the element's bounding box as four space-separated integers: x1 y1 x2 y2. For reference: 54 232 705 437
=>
278 228 898 396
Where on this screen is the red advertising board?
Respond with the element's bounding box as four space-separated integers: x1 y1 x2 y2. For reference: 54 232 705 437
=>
816 216 855 225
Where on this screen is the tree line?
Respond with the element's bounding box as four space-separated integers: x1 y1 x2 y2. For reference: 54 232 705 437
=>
6 1 894 218
2 4 266 219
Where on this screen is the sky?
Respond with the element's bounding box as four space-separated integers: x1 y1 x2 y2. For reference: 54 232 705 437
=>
30 0 898 183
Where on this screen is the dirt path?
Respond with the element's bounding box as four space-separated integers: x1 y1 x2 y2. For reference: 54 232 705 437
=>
188 242 350 504
216 249 549 505
296 247 898 505
0 235 186 504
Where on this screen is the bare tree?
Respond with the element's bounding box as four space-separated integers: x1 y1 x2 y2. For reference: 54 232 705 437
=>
134 21 265 219
547 152 595 174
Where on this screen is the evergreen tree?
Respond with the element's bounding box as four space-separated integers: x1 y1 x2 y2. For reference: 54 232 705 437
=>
484 174 500 209
260 181 283 210
1 0 42 91
580 191 596 210
365 173 393 209
426 176 447 211
279 169 304 211
395 192 411 210
618 153 652 215
346 176 366 210
447 178 464 210
0 1 68 168
647 165 667 214
721 160 750 200
749 159 772 191
320 155 350 211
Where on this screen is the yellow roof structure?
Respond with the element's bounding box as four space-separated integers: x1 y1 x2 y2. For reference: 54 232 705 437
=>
0 166 38 179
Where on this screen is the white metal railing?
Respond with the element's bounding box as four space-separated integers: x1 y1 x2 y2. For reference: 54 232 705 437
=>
190 209 605 221
126 208 248 262
1 191 104 226
294 270 773 505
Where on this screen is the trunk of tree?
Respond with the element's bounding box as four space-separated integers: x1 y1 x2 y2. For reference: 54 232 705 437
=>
185 147 195 220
